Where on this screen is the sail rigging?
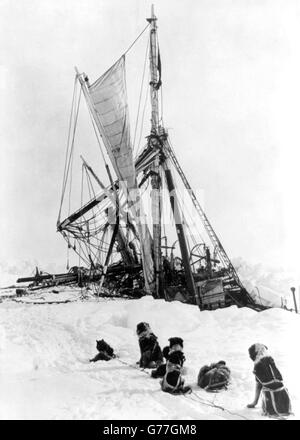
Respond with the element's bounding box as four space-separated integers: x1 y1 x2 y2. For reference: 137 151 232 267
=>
88 56 134 188
87 55 155 292
56 6 261 310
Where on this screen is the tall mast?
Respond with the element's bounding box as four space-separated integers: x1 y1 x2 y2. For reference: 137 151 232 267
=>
148 4 159 132
147 5 163 298
147 8 196 301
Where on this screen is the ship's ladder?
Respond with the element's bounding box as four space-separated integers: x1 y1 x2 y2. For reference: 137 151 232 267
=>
163 139 241 286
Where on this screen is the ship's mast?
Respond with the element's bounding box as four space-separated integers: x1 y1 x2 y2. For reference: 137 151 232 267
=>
146 5 196 301
163 160 197 301
148 4 159 132
147 5 163 298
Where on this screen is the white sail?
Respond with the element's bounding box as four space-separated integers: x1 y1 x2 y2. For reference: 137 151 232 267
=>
88 57 134 186
88 56 155 292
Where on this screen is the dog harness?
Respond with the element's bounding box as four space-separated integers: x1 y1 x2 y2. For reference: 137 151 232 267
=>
161 361 184 393
253 357 291 416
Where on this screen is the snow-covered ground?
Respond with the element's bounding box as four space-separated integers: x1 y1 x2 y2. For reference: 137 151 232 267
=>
232 257 299 309
0 294 299 420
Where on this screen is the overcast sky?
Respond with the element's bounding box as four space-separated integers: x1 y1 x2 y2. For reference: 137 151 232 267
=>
0 0 300 278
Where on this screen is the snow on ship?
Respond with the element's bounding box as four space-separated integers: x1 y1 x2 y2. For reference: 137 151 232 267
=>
22 6 264 311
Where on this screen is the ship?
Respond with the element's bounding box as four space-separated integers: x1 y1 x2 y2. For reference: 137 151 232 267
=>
20 6 265 311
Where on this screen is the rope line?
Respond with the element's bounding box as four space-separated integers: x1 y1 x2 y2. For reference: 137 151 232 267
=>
115 356 151 376
65 87 82 202
59 85 82 223
133 38 150 151
188 390 250 420
136 71 150 156
104 356 250 420
58 77 79 222
123 24 150 57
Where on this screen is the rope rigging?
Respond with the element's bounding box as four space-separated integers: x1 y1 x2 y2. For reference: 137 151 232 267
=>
123 24 150 57
135 71 151 157
58 79 82 223
133 37 150 152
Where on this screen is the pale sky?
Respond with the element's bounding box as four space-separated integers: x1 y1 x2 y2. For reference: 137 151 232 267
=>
0 0 300 278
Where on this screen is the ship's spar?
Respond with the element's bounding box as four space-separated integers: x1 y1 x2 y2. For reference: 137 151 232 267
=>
19 6 263 311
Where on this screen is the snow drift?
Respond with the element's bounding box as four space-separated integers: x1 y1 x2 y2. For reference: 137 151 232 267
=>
233 257 299 309
0 295 299 420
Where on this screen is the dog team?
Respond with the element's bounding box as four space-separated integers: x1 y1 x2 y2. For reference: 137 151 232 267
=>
89 321 292 419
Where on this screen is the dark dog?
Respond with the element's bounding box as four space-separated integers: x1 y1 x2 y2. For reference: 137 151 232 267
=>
198 360 231 391
168 337 184 352
247 343 292 417
151 337 184 378
161 350 190 394
89 339 116 362
136 322 163 368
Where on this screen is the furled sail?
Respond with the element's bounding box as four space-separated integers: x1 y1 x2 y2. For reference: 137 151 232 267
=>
88 56 155 292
